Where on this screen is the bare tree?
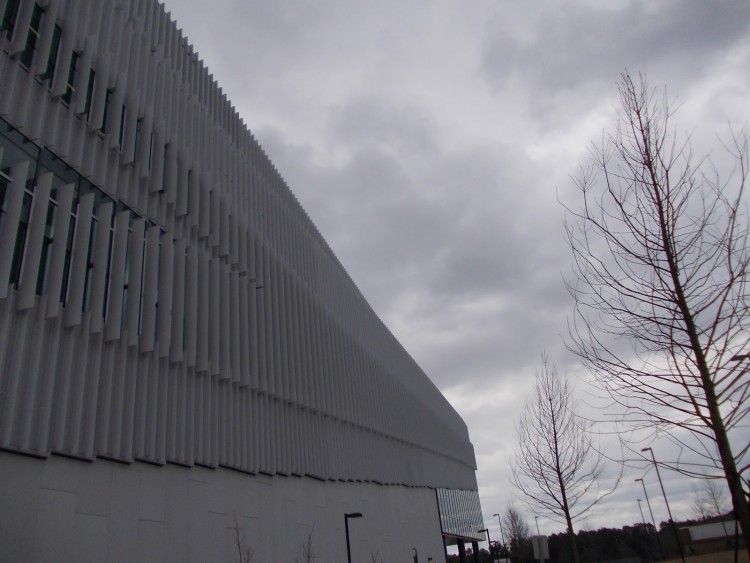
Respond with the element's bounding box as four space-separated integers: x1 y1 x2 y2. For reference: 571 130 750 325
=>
692 479 729 520
565 71 750 556
231 513 255 563
295 527 317 563
503 502 531 563
512 354 615 563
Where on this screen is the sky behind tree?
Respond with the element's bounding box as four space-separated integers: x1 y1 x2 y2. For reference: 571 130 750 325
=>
162 0 750 538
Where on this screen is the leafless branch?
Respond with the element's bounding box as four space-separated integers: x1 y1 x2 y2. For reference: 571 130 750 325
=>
512 354 620 563
564 71 750 556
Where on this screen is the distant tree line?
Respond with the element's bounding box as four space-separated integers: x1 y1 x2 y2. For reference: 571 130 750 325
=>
548 523 669 563
448 511 743 563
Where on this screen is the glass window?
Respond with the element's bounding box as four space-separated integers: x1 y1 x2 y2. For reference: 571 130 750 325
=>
147 133 154 171
101 89 113 133
35 200 55 295
59 214 75 304
0 116 156 305
133 117 142 161
40 148 78 201
101 220 113 319
19 4 44 68
82 69 95 116
117 103 126 146
81 218 96 310
0 120 40 190
0 172 9 234
61 51 80 105
76 177 96 208
9 191 32 286
0 0 21 40
40 24 61 82
121 235 130 329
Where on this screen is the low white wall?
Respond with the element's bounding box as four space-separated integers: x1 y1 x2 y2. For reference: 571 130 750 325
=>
687 520 735 541
0 452 447 562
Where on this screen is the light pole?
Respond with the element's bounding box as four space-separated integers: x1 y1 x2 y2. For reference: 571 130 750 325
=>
535 515 540 536
642 447 685 562
345 512 363 563
493 512 507 558
479 528 492 558
637 499 646 524
636 477 664 559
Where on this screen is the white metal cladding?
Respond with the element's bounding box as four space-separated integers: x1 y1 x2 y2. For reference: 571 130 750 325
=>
0 0 478 489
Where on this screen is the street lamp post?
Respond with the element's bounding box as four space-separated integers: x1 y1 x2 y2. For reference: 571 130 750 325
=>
534 516 540 536
345 512 363 563
642 447 685 562
636 477 664 559
479 528 492 559
493 512 507 558
637 498 646 524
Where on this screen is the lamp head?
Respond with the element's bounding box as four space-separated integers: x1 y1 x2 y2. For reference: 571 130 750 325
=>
345 512 363 519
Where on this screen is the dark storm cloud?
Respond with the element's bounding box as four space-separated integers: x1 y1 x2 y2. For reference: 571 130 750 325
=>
168 0 327 59
414 293 571 388
256 93 573 388
480 0 750 113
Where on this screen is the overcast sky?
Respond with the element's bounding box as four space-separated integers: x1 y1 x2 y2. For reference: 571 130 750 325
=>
162 0 750 538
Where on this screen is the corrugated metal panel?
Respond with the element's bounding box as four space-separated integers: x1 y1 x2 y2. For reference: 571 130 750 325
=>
0 0 478 490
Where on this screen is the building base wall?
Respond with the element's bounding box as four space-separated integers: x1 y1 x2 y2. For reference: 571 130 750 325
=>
0 451 446 563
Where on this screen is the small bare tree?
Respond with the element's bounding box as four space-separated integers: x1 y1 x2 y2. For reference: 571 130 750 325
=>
231 513 255 563
503 502 531 563
564 71 750 556
512 354 616 563
295 527 317 563
692 479 729 520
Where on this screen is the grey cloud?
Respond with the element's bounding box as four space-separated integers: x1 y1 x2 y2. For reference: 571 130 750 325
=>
328 96 439 156
258 98 574 389
480 0 750 114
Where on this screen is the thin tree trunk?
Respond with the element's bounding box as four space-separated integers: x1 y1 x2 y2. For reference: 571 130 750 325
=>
639 112 750 557
551 396 581 563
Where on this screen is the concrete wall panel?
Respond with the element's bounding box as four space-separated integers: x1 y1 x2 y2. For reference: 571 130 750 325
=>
6 454 450 563
0 0 481 557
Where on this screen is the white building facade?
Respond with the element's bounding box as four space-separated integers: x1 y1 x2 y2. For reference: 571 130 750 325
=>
0 1 483 561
